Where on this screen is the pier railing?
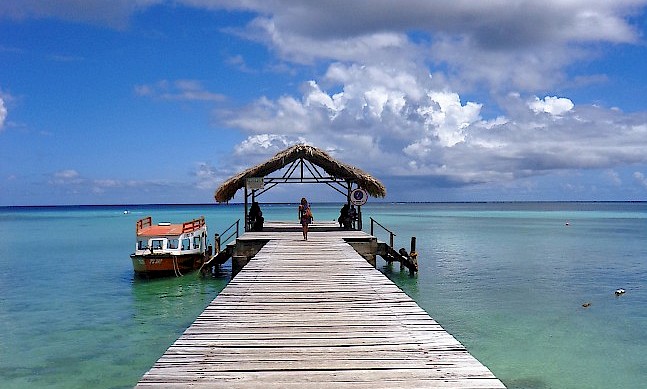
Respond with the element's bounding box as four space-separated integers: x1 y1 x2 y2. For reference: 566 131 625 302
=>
369 217 418 274
214 219 240 254
370 217 395 249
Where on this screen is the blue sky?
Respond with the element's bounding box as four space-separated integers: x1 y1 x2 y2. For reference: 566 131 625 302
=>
2 1 647 205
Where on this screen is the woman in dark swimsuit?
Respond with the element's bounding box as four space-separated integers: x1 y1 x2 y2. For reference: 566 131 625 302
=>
298 197 313 240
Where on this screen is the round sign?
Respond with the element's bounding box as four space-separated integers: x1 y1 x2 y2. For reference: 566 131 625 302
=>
350 188 368 206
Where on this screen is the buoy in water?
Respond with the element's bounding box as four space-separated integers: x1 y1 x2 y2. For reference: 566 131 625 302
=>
615 288 626 296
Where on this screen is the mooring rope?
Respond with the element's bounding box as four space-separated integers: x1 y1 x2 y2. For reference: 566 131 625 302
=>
172 257 182 277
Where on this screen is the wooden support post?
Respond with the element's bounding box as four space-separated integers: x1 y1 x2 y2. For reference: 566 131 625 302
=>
250 189 256 232
409 236 418 276
346 180 351 204
244 186 249 232
357 205 362 231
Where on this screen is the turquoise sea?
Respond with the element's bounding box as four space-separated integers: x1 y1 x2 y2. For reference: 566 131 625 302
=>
1 202 646 388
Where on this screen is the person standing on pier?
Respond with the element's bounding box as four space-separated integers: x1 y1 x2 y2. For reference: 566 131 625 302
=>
298 197 313 240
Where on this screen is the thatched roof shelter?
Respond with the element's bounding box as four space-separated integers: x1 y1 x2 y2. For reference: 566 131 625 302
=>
215 144 386 203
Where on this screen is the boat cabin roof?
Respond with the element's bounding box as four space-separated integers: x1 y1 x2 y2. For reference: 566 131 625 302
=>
137 224 185 237
135 216 205 237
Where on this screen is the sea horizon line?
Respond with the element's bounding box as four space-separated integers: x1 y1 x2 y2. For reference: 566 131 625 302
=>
2 200 645 209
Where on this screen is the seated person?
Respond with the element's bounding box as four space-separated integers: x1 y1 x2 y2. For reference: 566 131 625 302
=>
249 202 264 231
338 203 350 229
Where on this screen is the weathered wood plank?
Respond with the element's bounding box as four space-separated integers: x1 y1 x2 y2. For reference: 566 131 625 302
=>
136 230 506 388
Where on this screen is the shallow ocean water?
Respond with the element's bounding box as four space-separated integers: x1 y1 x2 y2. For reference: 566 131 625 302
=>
1 202 645 388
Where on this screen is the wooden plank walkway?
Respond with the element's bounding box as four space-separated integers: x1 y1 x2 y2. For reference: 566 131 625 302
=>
137 230 506 388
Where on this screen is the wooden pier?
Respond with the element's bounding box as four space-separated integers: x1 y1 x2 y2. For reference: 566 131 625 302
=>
137 228 505 388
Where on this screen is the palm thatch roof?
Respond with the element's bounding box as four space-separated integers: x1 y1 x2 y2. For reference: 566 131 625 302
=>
215 144 386 203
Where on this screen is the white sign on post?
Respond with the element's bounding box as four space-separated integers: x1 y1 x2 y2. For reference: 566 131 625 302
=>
246 177 264 190
350 188 368 206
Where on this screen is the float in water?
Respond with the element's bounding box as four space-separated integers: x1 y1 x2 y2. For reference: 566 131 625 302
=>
130 216 210 277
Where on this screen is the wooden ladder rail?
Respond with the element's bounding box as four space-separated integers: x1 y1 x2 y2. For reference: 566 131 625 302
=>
370 217 418 275
200 219 240 275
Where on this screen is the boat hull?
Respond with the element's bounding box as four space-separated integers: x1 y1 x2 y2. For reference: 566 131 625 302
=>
130 253 206 277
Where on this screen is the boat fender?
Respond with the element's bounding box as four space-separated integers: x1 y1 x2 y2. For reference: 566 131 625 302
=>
615 288 626 296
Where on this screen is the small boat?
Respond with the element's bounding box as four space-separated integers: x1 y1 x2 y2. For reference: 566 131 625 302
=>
130 216 210 277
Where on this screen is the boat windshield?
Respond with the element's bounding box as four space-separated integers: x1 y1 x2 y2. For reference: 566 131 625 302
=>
151 240 163 250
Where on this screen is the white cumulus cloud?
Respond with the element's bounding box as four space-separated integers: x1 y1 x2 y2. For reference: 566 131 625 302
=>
221 61 647 187
528 96 575 116
210 1 646 91
5 1 646 91
7 1 647 198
